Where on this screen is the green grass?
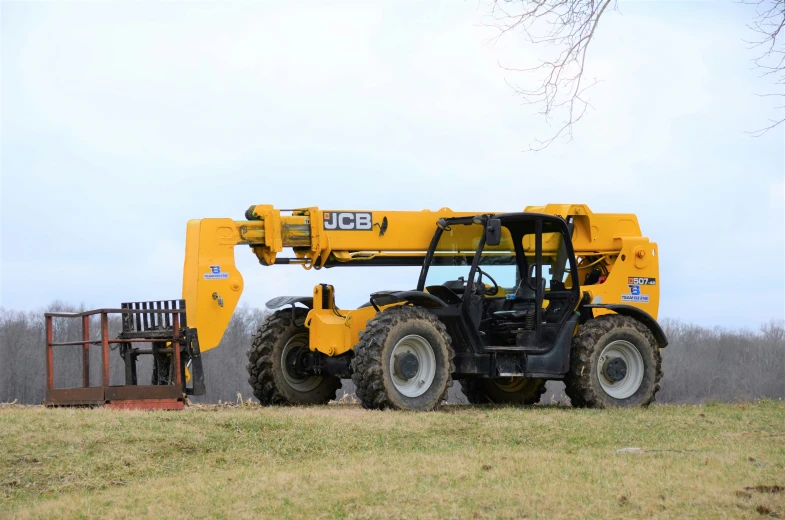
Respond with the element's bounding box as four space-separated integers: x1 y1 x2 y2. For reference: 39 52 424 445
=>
1 401 784 519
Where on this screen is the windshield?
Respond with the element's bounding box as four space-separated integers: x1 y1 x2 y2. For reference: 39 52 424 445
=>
421 222 517 293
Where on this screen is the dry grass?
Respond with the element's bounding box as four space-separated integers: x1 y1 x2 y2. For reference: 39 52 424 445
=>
1 401 784 519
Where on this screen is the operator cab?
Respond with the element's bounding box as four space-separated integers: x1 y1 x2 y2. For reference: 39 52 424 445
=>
417 213 580 354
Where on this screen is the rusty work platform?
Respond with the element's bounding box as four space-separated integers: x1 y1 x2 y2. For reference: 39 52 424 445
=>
45 385 184 410
44 302 192 411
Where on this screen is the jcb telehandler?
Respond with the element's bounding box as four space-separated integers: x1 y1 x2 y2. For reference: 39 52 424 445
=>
44 204 665 411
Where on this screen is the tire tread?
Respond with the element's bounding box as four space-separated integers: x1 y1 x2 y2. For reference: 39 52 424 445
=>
564 314 662 408
246 308 339 405
351 306 454 410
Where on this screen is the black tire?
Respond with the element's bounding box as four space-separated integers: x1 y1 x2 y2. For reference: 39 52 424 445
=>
351 306 454 411
564 315 662 408
246 308 341 406
460 377 546 405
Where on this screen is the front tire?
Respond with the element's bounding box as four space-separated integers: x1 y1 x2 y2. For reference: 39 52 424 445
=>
564 315 662 408
246 309 340 405
460 377 546 405
351 306 454 411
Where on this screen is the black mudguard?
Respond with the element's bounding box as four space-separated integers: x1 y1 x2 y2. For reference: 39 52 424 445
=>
584 304 669 347
369 290 447 310
265 296 314 310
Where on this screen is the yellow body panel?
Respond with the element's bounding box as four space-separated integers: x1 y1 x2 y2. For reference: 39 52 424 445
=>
581 239 660 320
181 219 246 351
181 205 659 354
305 306 383 357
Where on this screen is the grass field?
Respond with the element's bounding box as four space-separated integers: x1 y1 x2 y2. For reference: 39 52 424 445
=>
1 400 784 519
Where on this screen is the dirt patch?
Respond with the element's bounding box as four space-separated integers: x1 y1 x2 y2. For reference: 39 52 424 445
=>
755 504 780 517
747 485 785 494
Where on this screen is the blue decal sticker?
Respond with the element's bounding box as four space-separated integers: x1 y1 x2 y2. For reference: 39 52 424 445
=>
621 284 649 303
204 265 229 280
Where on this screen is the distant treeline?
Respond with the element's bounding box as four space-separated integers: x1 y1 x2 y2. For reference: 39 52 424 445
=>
1 303 783 405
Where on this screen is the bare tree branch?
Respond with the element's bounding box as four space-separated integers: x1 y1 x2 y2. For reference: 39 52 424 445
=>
741 0 784 136
492 0 784 147
486 0 615 150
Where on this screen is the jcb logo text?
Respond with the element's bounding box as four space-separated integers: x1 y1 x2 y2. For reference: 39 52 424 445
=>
324 212 373 231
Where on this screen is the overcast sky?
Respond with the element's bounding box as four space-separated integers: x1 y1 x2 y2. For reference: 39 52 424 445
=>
1 1 783 328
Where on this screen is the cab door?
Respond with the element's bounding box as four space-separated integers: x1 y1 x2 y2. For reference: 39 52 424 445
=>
517 216 580 353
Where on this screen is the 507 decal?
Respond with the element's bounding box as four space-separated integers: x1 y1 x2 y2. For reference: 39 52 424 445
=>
628 277 656 286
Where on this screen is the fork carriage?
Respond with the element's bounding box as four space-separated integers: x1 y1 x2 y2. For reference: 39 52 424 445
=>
44 300 204 410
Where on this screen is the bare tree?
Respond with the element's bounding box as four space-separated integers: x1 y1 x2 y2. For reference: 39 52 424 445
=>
743 0 785 136
490 0 784 149
488 0 615 150
2 303 783 405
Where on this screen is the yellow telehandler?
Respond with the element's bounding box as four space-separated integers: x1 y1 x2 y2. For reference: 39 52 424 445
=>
44 204 665 410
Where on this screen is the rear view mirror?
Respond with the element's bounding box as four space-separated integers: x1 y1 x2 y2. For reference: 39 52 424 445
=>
486 218 502 246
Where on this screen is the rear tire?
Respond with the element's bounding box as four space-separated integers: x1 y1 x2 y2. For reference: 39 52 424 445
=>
246 308 340 405
564 315 662 408
460 377 546 405
351 306 454 411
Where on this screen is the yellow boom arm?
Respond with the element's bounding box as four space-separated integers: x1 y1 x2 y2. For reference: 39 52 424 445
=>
182 204 658 352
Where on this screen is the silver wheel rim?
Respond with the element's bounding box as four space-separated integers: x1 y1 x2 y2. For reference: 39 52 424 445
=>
390 335 436 398
280 334 322 392
597 340 644 399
